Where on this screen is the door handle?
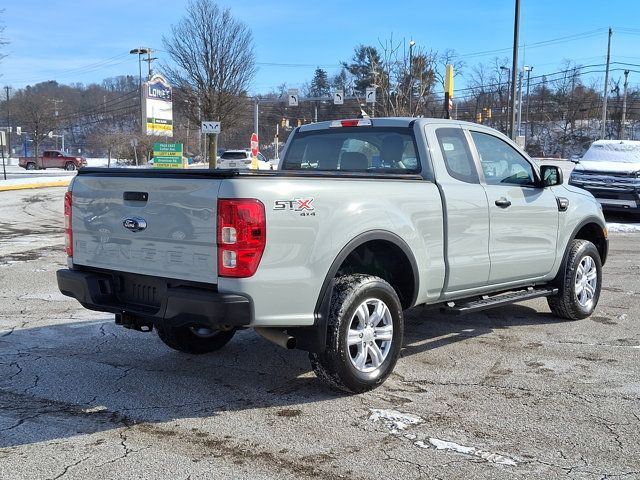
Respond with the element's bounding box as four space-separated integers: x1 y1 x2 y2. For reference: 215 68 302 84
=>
495 197 511 208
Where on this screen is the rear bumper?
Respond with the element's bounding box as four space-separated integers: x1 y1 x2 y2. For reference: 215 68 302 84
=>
57 268 251 329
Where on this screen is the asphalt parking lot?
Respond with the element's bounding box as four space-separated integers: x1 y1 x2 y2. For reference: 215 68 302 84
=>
1 187 639 480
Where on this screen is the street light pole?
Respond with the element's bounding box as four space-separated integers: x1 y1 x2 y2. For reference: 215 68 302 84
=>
500 66 511 134
601 27 613 139
130 48 150 135
516 70 524 137
408 40 415 115
622 69 630 140
509 0 520 140
525 65 533 140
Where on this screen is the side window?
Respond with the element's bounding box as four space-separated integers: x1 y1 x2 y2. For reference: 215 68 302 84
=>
470 132 536 186
435 128 478 183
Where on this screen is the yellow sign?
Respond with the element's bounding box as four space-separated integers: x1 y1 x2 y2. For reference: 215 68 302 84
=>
444 64 454 96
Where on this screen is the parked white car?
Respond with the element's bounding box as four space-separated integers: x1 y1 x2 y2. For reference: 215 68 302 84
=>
217 150 272 170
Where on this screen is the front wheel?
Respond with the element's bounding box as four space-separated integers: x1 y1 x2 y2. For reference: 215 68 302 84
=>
26 162 36 170
310 274 404 393
65 162 76 171
156 324 236 354
547 239 602 320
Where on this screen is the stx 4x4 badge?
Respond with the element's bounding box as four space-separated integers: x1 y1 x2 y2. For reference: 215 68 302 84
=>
274 198 316 216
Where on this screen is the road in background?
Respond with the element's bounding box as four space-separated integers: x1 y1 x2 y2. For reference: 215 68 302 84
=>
1 187 639 480
0 165 77 180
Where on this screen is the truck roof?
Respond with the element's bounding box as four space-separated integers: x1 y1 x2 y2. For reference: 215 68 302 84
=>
297 117 486 132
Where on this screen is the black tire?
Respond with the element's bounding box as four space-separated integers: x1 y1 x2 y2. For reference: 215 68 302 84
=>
65 162 76 171
310 274 404 393
156 324 236 354
26 162 36 170
547 239 602 320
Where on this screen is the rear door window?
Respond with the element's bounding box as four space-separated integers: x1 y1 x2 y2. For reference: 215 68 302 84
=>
435 127 478 183
281 127 421 173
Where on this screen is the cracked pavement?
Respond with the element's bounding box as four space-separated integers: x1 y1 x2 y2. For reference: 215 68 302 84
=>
0 187 639 479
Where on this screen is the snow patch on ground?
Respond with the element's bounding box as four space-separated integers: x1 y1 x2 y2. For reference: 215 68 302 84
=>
0 176 72 187
369 409 423 433
607 222 640 233
18 292 69 302
419 437 517 466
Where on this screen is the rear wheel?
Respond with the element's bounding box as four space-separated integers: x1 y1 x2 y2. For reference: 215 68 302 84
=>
156 324 236 354
64 162 76 171
310 274 404 393
547 239 602 320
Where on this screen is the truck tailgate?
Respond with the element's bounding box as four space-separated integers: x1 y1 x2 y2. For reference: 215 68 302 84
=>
71 174 221 284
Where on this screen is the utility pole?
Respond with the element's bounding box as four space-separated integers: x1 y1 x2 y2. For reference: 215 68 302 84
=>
4 86 11 160
622 69 630 140
509 0 520 140
142 48 157 80
601 27 613 139
50 99 63 150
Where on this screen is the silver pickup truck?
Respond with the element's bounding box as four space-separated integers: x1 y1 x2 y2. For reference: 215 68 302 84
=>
57 118 608 393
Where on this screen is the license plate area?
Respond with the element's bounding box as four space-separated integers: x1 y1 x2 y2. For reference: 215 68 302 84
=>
115 273 166 309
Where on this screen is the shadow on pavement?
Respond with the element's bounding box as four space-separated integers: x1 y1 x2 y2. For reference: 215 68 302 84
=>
0 302 566 448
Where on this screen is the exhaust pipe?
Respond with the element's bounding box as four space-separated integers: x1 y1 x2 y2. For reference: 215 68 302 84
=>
255 328 296 349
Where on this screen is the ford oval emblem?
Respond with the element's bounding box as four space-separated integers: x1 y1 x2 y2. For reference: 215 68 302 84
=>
123 217 147 232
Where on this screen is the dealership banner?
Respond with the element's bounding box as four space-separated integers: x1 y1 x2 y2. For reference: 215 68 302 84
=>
142 74 173 137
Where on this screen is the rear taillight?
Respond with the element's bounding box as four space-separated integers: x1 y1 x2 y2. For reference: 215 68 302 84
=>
217 199 266 277
64 191 73 257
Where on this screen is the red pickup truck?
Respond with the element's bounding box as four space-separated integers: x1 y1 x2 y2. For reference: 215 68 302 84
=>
19 150 87 171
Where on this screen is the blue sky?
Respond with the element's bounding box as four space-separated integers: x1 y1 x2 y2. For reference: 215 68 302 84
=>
2 0 640 94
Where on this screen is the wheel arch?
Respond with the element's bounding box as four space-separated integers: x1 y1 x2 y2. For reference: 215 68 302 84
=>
570 217 608 266
554 216 608 284
290 230 419 353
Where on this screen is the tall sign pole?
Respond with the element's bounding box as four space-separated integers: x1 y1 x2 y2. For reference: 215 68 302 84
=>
601 27 613 139
1 131 6 180
4 86 11 160
443 64 454 119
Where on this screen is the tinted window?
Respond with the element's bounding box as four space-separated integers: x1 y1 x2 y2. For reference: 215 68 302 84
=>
435 127 478 183
281 127 420 173
471 131 536 186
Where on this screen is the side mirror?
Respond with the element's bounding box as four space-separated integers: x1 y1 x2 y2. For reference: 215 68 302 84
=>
569 154 581 163
540 165 563 187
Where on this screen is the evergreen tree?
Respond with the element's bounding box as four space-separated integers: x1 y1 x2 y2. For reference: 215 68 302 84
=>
342 45 381 94
309 67 330 97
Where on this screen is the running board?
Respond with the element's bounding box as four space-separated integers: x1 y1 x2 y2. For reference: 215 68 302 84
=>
441 287 558 315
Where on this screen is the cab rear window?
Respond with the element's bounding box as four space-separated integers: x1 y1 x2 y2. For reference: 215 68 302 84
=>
281 127 421 173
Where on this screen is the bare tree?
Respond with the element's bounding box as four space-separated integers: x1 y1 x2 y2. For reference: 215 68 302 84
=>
162 0 256 164
11 87 58 167
360 35 439 117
